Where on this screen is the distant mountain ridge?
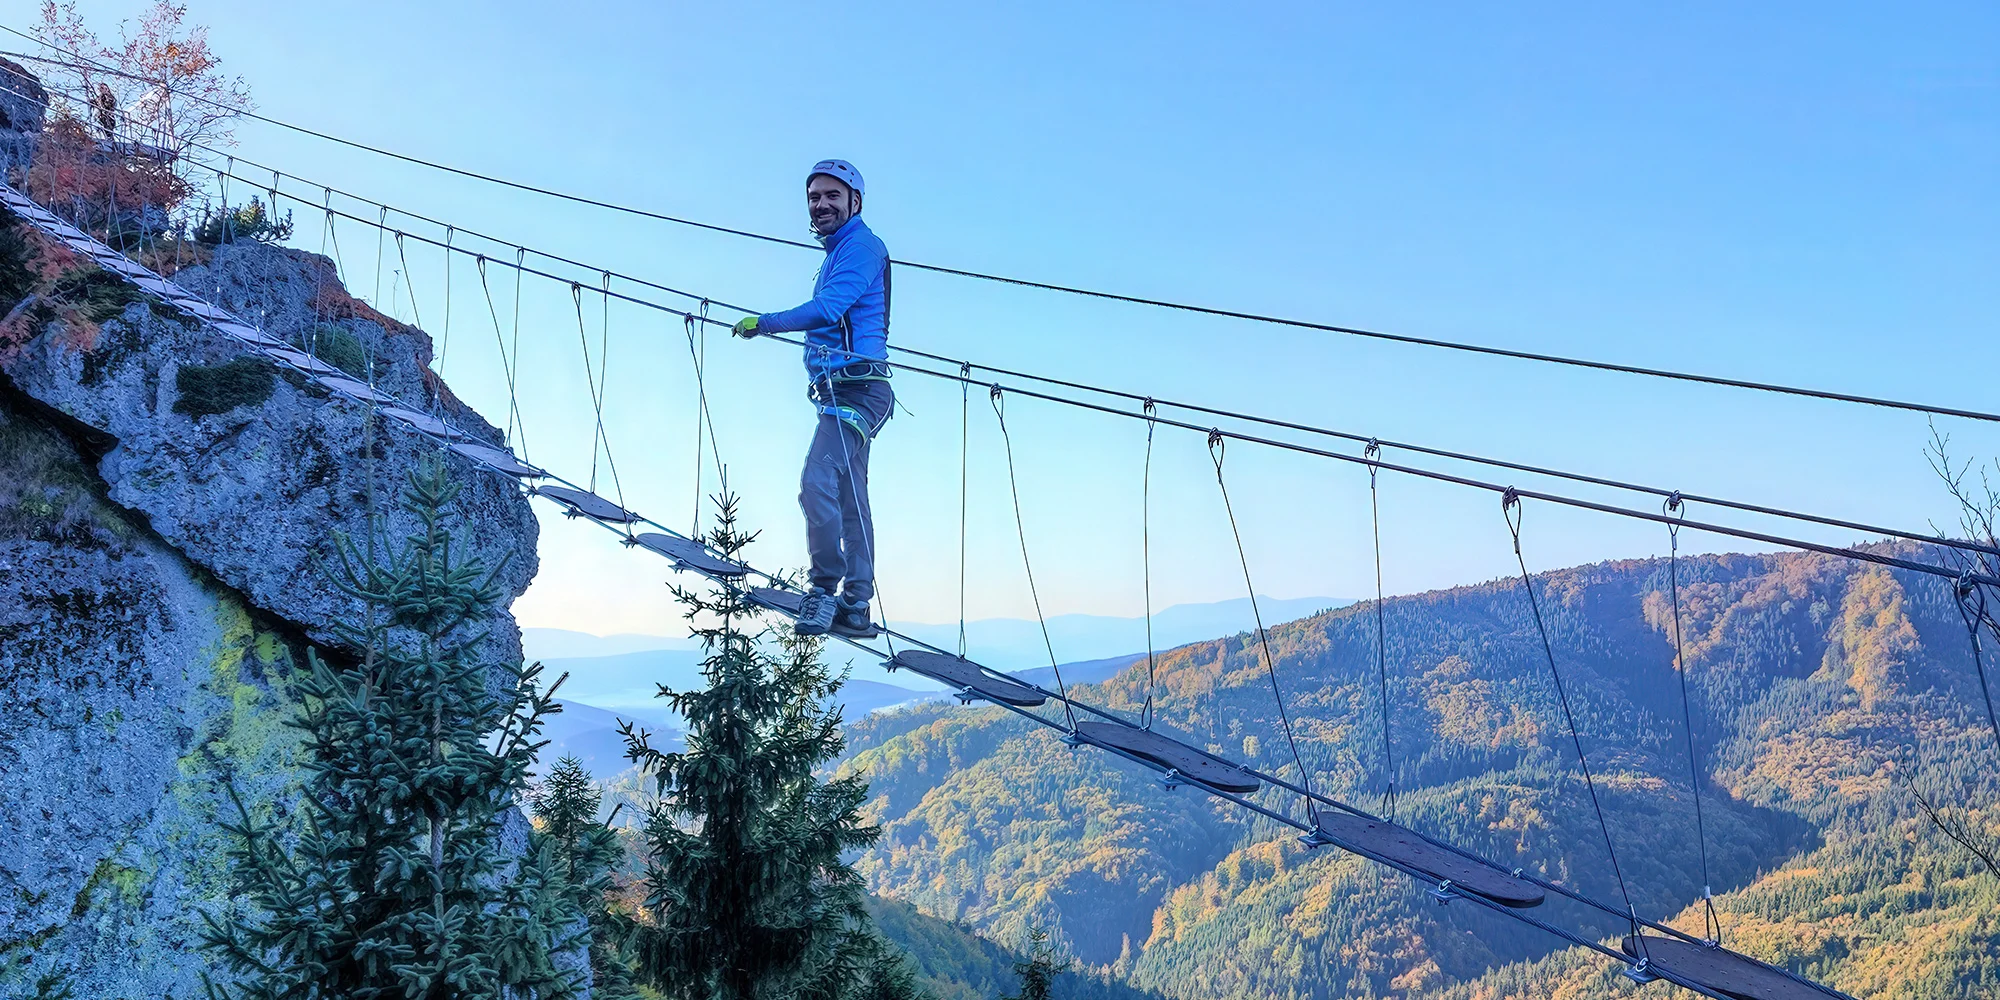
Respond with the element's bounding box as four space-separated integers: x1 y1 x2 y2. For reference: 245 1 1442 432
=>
837 548 2000 998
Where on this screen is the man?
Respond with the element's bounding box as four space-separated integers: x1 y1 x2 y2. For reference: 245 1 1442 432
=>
733 159 892 638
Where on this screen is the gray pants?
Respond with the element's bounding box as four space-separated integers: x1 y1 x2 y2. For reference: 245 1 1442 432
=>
800 379 893 603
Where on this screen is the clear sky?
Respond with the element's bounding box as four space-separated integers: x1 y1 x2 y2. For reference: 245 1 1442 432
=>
25 1 1999 636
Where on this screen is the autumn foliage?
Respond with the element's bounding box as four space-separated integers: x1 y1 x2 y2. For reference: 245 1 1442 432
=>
19 2 252 233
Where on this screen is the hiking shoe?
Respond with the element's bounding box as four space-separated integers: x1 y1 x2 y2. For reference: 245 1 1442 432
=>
830 597 880 639
795 587 836 636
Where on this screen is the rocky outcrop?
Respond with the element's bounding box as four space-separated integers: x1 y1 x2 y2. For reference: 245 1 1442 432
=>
1 232 538 665
0 394 302 997
0 86 546 993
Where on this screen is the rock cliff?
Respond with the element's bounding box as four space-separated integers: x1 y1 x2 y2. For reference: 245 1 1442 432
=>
0 67 545 996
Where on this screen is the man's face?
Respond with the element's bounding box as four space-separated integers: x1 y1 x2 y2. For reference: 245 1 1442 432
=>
807 175 857 236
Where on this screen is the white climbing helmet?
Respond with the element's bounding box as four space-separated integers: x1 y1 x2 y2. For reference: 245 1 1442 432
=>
808 159 864 200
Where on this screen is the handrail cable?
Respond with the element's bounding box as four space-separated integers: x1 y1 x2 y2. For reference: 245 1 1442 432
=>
2 41 1995 427
41 116 1997 591
180 159 2000 569
86 120 2000 565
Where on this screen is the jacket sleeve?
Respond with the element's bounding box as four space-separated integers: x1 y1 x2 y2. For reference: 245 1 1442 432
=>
756 238 886 335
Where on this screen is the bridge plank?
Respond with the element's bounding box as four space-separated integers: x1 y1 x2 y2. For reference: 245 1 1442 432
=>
449 441 544 478
378 407 466 440
748 587 803 615
262 345 344 377
633 533 748 577
1073 721 1261 793
535 485 638 523
318 375 393 403
1310 810 1544 908
1624 936 1830 1000
889 650 1047 707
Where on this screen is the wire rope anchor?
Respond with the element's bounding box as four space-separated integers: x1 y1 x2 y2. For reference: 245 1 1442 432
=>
1296 808 1337 850
1622 956 1660 985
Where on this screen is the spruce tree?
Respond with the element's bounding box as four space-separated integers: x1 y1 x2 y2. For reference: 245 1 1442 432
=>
532 755 642 998
1004 929 1069 1000
202 458 581 999
621 494 925 1000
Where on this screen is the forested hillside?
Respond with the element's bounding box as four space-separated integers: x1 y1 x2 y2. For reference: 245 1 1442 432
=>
838 547 2000 998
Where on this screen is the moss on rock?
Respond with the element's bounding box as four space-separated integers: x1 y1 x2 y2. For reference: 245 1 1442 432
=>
172 356 277 418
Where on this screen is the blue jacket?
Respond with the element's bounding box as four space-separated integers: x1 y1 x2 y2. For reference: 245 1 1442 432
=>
756 215 890 380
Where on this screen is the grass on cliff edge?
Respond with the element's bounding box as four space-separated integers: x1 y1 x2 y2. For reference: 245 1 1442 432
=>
174 357 277 418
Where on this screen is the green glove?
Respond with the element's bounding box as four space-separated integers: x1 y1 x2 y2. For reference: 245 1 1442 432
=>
732 315 760 338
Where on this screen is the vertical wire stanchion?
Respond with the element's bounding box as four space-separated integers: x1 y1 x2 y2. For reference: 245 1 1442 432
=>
1665 493 1720 944
1503 489 1646 955
1365 439 1396 820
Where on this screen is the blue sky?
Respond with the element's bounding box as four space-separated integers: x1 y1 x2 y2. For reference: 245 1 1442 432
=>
27 1 1999 635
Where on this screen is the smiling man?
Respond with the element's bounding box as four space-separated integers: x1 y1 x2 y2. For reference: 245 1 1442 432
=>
733 159 893 638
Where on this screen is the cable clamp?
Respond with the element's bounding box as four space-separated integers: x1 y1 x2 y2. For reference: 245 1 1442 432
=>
1500 486 1520 510
1059 730 1084 749
1427 879 1459 905
1623 958 1659 984
1157 769 1185 791
1664 490 1683 515
1142 397 1157 418
1363 438 1380 462
989 383 1003 404
1207 427 1224 451
952 687 979 705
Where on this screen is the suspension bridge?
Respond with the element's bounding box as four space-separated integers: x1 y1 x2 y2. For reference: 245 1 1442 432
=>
4 36 1999 1000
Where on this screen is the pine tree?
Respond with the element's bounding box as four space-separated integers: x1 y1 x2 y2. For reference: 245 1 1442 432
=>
1004 929 1069 1000
532 755 643 999
621 493 926 1000
201 458 582 999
